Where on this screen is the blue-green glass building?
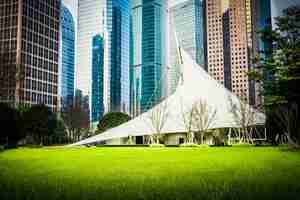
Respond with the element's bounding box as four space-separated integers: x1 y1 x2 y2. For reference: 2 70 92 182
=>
92 35 104 123
60 5 75 109
106 0 131 113
77 0 131 124
168 0 206 95
253 0 272 58
131 0 167 115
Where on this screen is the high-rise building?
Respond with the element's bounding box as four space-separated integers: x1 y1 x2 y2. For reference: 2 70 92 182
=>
77 0 105 115
77 0 131 122
168 0 206 95
252 0 272 58
251 0 299 107
206 0 252 103
106 0 131 113
205 0 225 85
59 4 75 110
0 0 61 111
131 0 167 115
91 34 104 124
252 0 272 107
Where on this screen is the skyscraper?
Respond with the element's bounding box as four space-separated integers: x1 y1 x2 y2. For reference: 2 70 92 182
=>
168 0 206 95
59 4 75 110
77 0 105 115
205 0 225 85
0 0 61 111
91 34 104 124
77 0 131 121
131 0 167 115
206 0 252 103
252 0 272 107
106 0 131 113
252 0 272 58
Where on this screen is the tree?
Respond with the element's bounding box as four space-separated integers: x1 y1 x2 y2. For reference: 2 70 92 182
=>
23 104 56 145
229 94 256 144
61 90 90 143
181 100 196 144
193 100 217 144
52 118 67 144
0 103 21 145
275 103 300 146
250 6 300 107
97 112 131 133
249 5 300 145
147 100 169 144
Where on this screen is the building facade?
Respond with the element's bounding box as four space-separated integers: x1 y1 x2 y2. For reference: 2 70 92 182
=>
59 4 75 110
0 0 60 111
106 0 131 113
251 0 272 107
168 0 206 95
205 0 253 103
77 0 131 122
91 34 104 124
77 0 105 117
131 0 167 115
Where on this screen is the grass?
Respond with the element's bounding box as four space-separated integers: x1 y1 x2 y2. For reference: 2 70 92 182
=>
0 147 300 200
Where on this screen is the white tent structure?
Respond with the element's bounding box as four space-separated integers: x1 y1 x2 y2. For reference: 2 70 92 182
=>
69 48 265 146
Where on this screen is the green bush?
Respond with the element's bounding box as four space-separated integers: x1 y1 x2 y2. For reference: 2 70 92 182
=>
179 143 210 148
96 144 150 147
24 144 44 148
149 144 165 148
97 112 131 134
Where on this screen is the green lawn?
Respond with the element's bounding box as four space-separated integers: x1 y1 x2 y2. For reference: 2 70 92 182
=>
0 147 300 200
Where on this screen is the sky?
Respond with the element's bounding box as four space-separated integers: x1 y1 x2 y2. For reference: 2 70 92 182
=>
62 0 78 19
271 0 300 17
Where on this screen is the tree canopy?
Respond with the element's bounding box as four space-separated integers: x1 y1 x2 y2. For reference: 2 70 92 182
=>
97 112 131 134
0 103 21 145
250 5 300 145
250 5 300 108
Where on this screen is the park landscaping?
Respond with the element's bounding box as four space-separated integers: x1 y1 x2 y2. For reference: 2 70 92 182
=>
0 146 300 200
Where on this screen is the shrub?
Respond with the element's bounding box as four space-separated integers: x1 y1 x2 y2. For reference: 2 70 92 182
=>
97 112 131 134
149 144 165 148
179 143 210 148
96 144 150 147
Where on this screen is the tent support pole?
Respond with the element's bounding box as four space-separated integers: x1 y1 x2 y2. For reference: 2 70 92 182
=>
228 128 232 145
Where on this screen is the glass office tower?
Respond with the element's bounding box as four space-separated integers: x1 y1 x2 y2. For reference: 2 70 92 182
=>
131 0 167 115
60 5 75 110
168 0 205 95
91 35 104 124
77 0 105 120
78 0 131 123
106 0 131 113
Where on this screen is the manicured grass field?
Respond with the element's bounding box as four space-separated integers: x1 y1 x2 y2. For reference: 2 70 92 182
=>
0 146 300 200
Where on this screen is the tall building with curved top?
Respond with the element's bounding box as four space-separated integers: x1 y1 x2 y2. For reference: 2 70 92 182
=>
59 4 75 110
131 0 167 115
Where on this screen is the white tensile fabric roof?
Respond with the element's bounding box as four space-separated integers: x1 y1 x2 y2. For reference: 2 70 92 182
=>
69 50 266 146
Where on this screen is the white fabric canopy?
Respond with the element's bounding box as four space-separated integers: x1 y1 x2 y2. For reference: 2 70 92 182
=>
69 50 265 146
